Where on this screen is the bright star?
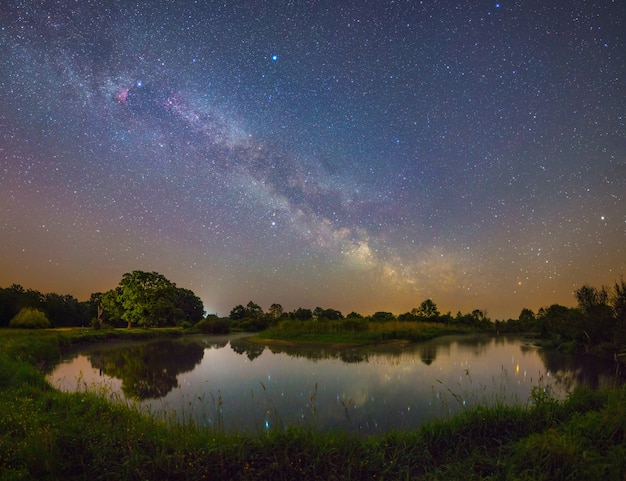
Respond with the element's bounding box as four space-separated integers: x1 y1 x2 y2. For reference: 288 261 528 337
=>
271 54 278 62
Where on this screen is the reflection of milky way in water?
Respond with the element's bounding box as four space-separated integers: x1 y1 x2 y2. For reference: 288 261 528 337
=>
47 336 624 434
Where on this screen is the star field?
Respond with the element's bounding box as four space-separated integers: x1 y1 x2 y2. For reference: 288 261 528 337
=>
1 1 624 318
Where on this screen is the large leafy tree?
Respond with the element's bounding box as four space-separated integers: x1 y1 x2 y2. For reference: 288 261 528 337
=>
101 271 204 328
175 288 205 325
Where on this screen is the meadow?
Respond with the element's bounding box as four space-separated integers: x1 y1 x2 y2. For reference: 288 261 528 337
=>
1 327 625 480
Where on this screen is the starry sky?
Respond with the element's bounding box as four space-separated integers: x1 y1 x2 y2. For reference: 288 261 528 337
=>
1 1 624 319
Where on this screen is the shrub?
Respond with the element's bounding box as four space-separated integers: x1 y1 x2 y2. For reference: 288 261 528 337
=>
193 316 230 334
9 307 50 329
341 317 369 332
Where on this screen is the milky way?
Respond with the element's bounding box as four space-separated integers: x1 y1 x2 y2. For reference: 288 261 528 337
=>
1 1 624 318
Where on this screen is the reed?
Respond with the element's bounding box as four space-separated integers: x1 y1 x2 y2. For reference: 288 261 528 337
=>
256 319 470 345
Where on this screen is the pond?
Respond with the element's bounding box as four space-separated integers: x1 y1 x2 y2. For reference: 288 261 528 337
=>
47 333 623 434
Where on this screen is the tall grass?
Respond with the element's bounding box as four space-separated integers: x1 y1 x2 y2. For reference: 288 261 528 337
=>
1 328 625 480
256 319 470 345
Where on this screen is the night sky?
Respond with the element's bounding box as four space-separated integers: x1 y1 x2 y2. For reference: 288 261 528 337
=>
1 1 624 319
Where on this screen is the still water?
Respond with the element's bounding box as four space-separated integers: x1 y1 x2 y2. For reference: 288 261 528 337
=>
47 333 622 434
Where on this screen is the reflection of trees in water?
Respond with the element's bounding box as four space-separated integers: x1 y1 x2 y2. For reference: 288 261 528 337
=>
454 334 501 357
538 349 625 392
339 350 369 363
519 342 536 354
254 345 370 364
239 338 459 366
88 340 204 400
419 344 437 365
199 338 228 349
230 339 265 361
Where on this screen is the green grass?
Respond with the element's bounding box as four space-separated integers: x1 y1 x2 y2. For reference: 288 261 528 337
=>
0 327 625 480
254 319 472 346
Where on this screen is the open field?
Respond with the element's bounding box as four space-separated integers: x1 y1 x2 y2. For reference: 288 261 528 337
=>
1 327 625 480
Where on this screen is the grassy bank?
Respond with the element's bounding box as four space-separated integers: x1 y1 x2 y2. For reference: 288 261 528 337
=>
251 319 473 348
1 328 625 480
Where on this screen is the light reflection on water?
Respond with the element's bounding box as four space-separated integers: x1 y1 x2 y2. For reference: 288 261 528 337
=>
47 333 623 434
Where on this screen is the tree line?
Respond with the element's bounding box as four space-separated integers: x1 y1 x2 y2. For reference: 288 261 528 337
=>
2 271 625 356
0 271 204 329
223 298 492 331
495 279 626 356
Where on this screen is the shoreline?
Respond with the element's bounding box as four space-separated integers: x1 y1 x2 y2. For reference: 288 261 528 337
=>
1 327 625 480
243 335 415 351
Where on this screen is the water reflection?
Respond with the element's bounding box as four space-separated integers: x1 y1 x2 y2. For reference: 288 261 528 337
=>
47 334 624 434
88 340 205 399
538 349 622 392
230 338 265 361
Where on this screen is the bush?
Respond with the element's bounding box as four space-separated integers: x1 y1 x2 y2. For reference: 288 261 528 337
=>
341 317 369 332
193 316 230 334
9 307 50 329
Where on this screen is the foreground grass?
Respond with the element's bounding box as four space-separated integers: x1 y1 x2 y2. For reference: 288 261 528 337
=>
1 328 625 480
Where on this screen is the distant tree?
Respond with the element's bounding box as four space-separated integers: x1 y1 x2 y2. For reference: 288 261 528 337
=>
345 311 363 319
612 277 626 322
397 312 417 322
519 308 535 322
611 277 626 346
292 307 312 321
43 293 85 327
0 285 21 327
322 308 343 320
575 284 608 313
9 307 50 328
518 308 536 331
0 284 44 327
268 303 284 319
87 292 104 326
229 304 246 321
440 312 453 324
412 299 440 320
313 306 325 320
471 309 490 326
371 311 395 322
246 301 264 319
194 315 230 334
536 304 579 340
574 284 613 344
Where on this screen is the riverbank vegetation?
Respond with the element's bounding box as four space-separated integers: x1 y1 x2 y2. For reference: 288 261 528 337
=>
250 318 472 347
3 272 624 361
1 328 625 480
